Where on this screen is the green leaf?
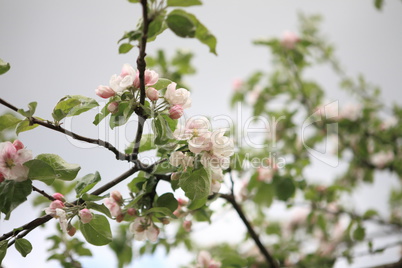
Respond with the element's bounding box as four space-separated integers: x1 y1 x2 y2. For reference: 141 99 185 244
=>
0 180 32 219
109 102 133 129
93 103 110 126
119 43 134 54
128 0 139 2
0 58 11 75
144 207 177 219
24 159 56 185
15 119 39 135
75 172 101 196
52 95 99 122
167 0 202 6
152 78 172 90
274 177 296 201
0 240 7 265
363 209 378 219
0 113 21 131
14 238 32 257
127 174 147 193
353 225 366 241
166 10 196 38
17 102 37 117
36 154 81 181
152 115 172 145
179 167 210 209
156 193 178 213
125 134 155 154
374 0 384 10
80 214 112 246
148 13 167 42
86 202 111 218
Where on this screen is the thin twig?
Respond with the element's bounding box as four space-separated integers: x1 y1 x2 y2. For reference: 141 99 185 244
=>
220 193 279 268
32 185 55 201
132 0 151 158
0 98 129 161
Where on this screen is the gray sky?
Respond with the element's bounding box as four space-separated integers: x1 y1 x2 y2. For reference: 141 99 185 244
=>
1 0 402 267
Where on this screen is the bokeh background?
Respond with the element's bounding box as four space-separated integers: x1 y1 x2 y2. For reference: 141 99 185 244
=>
1 0 402 267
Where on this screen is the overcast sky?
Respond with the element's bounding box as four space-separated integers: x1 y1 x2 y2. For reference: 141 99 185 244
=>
1 0 402 267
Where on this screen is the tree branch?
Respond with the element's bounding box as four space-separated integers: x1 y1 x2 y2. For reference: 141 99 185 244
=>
220 193 279 268
32 185 55 201
132 0 151 158
0 97 130 161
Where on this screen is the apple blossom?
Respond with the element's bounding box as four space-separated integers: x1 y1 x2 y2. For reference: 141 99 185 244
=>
232 78 243 92
281 31 300 49
52 193 65 202
169 105 184 119
95 85 115 98
173 116 211 140
45 200 65 216
12 140 24 151
370 151 394 169
183 220 192 232
129 217 160 242
133 69 159 88
110 190 123 204
107 102 119 114
0 141 33 182
120 63 136 78
196 250 221 268
257 166 274 183
104 197 122 218
164 82 191 108
55 208 68 233
79 208 93 224
188 132 213 154
339 104 361 121
146 87 159 101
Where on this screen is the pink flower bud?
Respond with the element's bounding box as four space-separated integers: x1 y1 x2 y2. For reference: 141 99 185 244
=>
12 140 24 151
133 69 159 88
171 172 180 181
169 105 184 120
67 225 76 237
52 193 65 202
183 220 192 232
116 214 125 222
95 85 116 98
50 200 65 209
79 208 93 224
146 87 159 101
107 102 119 114
111 190 123 204
281 31 299 49
177 198 188 206
127 208 137 216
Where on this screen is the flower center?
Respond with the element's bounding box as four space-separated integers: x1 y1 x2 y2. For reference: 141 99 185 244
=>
5 158 15 169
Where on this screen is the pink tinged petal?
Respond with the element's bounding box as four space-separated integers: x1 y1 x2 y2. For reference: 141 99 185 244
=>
56 208 68 233
52 193 65 201
95 85 116 98
144 69 159 86
169 151 184 167
111 190 123 204
146 87 159 101
119 74 135 88
120 63 136 78
9 164 30 182
104 198 122 217
16 149 33 164
12 140 24 151
198 251 212 267
79 208 93 224
169 105 184 120
146 225 160 242
107 102 119 114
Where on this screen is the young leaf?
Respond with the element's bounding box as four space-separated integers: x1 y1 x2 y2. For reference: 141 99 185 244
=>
152 78 173 90
93 103 110 126
86 202 111 218
0 180 32 219
36 154 81 181
166 10 196 38
0 113 21 131
15 119 39 135
24 159 56 185
143 207 177 219
374 0 384 10
148 13 167 42
14 238 32 257
167 0 202 7
179 167 211 209
17 102 37 118
0 58 11 75
75 172 101 196
156 193 178 212
80 214 112 246
52 95 99 122
119 43 134 54
274 177 296 201
125 133 155 154
353 225 366 241
0 240 8 264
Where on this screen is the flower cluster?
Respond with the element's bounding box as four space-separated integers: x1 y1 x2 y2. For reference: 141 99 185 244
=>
95 64 191 120
44 193 93 235
0 140 32 182
129 216 160 242
170 116 234 194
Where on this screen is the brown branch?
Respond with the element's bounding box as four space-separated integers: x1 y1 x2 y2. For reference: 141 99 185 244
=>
132 0 151 158
220 193 279 268
32 185 55 201
0 98 130 161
